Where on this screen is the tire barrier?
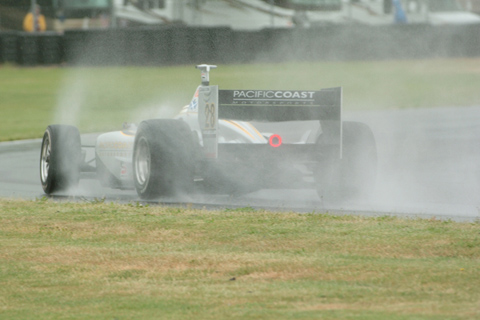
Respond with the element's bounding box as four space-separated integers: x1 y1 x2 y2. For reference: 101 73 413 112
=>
0 31 19 64
40 33 62 65
18 33 40 65
1 24 480 66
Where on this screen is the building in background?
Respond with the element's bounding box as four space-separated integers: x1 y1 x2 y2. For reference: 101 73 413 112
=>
1 0 479 32
397 0 480 24
458 0 480 13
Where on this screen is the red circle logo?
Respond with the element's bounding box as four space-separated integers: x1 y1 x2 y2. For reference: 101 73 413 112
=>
269 134 282 148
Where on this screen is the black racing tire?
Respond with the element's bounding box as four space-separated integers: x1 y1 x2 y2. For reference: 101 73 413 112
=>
133 119 197 200
40 125 82 194
316 121 377 204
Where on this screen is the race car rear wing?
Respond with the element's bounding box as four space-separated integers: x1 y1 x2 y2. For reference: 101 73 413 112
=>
195 65 342 160
217 89 341 123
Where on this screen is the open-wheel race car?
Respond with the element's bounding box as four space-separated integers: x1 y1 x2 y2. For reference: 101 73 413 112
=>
40 65 377 203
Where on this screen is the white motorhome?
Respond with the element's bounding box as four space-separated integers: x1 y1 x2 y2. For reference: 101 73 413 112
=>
371 0 480 25
423 0 480 24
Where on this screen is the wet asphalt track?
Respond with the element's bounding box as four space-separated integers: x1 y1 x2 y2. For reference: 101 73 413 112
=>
1 106 479 222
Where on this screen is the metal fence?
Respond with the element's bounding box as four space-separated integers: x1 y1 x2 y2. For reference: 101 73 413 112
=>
1 24 480 66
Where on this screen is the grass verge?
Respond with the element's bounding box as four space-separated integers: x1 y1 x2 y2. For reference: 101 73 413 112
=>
0 199 479 319
1 58 480 141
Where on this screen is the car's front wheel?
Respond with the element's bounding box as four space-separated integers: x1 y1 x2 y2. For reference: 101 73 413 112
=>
40 125 81 194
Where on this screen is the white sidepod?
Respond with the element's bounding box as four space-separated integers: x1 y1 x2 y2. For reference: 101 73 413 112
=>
95 130 136 186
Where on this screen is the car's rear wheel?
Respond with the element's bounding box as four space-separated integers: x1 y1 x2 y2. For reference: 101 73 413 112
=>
133 119 197 199
40 125 81 194
316 121 377 204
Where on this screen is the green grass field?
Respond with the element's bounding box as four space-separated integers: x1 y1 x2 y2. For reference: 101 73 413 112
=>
0 199 479 319
1 58 480 141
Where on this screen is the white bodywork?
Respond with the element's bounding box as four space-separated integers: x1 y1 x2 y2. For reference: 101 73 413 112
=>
94 86 270 188
95 129 136 188
93 64 332 190
177 86 267 145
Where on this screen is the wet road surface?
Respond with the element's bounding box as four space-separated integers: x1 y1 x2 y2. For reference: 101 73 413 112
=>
1 106 479 222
